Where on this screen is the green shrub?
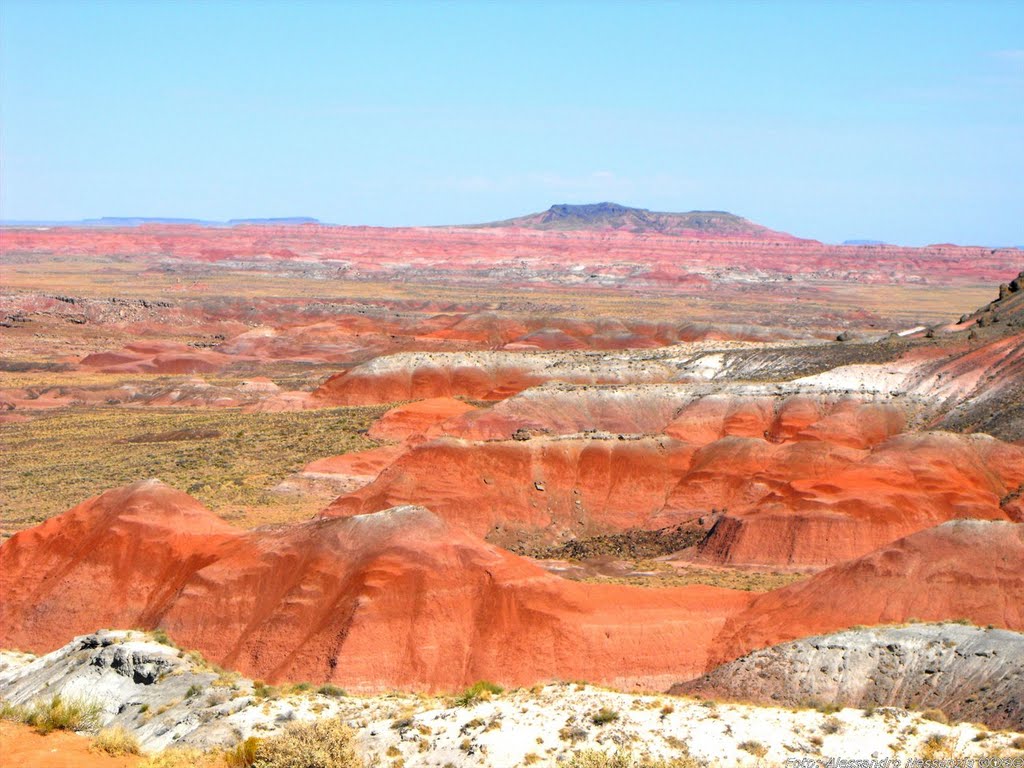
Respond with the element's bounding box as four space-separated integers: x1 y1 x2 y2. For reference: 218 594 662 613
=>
253 718 362 768
151 629 177 647
591 707 619 725
317 684 346 698
455 680 504 707
0 700 27 722
253 680 278 700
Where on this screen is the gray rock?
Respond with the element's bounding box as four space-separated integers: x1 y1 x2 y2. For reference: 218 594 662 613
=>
671 623 1024 730
0 630 254 751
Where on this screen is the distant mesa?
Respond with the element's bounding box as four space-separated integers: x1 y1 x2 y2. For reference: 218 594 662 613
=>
472 202 796 238
842 239 887 246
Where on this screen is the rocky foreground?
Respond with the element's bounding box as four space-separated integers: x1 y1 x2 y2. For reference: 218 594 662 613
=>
2 631 1022 766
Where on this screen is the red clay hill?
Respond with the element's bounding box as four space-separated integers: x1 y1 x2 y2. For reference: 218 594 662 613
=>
705 519 1024 668
0 480 752 691
3 481 1021 692
325 397 1024 567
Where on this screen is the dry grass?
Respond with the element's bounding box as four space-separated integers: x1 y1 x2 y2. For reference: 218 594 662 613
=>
454 680 504 707
223 736 262 768
567 751 703 768
94 725 142 756
252 717 362 768
579 561 807 592
0 694 102 735
0 405 385 534
3 253 994 331
139 747 222 768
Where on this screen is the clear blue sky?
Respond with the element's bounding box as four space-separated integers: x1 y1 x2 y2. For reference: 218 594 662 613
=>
1 1 1021 245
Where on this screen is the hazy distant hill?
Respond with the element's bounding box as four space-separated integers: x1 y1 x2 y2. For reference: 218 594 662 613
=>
226 217 320 225
1 216 321 228
472 202 792 238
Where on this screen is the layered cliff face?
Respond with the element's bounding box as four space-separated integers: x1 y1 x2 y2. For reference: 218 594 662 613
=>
325 407 1023 567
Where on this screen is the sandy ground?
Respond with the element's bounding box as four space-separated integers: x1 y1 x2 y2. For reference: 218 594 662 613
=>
0 720 142 768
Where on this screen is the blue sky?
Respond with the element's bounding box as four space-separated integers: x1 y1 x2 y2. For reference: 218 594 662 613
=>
1 1 1021 245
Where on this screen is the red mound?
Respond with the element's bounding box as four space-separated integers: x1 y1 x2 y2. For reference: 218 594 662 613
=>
325 436 697 547
707 520 1024 668
666 395 906 449
441 389 909 447
0 481 752 691
80 342 230 374
308 352 661 406
681 431 1022 566
441 385 695 440
313 357 544 405
367 397 478 442
289 444 408 493
0 480 238 637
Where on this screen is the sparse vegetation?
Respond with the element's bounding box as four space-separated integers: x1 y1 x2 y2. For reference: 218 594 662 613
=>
224 737 262 768
1 694 102 734
253 680 278 700
591 707 620 725
151 628 177 647
738 741 768 758
252 717 362 768
567 751 703 768
317 684 347 698
821 716 843 735
560 722 589 743
454 680 504 706
922 708 949 724
573 559 806 591
919 734 953 761
0 405 385 532
140 747 221 768
94 725 142 756
391 717 414 731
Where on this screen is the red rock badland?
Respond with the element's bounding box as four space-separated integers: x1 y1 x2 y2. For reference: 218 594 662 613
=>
2 480 1021 691
2 211 1023 696
3 222 1018 286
